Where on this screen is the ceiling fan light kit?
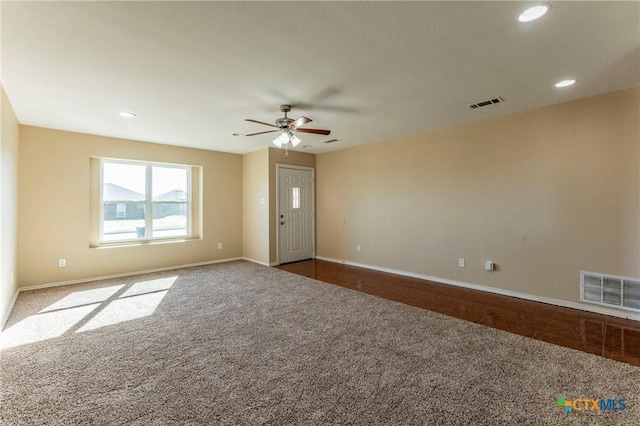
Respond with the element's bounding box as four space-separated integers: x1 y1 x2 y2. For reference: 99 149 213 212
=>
273 131 301 148
244 104 330 153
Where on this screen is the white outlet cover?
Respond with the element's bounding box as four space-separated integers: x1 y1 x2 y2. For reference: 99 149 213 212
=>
458 258 465 267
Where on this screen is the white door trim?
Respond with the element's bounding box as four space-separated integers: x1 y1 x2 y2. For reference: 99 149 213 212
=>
276 164 315 265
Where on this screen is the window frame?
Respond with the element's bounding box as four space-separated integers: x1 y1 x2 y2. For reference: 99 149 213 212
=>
99 159 192 245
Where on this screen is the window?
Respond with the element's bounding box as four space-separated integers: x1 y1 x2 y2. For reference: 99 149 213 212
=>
292 187 300 209
116 203 126 218
100 159 190 243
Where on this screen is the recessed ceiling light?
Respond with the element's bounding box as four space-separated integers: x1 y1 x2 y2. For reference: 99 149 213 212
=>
518 4 551 22
555 79 577 88
119 111 136 118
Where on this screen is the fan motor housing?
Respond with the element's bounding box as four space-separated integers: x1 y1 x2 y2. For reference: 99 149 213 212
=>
276 117 294 128
276 104 294 128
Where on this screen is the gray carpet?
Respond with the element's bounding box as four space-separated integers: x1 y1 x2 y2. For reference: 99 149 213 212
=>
1 260 638 425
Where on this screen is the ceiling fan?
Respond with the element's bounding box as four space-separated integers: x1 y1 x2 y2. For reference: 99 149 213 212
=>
245 104 330 148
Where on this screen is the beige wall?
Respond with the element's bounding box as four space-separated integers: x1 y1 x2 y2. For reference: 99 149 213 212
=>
317 88 640 306
18 126 243 287
268 147 315 263
1 85 20 323
7 88 638 312
242 148 270 264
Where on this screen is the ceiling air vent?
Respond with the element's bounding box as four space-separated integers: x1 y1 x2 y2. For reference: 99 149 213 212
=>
323 139 339 144
469 96 505 109
581 271 640 312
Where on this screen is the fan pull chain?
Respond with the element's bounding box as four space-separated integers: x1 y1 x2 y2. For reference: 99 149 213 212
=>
285 144 289 159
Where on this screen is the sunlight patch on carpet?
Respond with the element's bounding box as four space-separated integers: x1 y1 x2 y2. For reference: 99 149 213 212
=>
120 276 177 298
77 290 169 333
39 285 124 313
0 303 101 349
1 276 177 348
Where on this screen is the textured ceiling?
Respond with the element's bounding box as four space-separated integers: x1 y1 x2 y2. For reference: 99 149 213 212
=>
2 1 639 154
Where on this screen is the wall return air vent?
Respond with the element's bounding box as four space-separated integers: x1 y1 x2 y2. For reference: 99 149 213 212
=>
581 271 640 313
469 96 505 109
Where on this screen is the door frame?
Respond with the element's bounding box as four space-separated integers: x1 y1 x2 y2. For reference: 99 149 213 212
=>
276 163 315 265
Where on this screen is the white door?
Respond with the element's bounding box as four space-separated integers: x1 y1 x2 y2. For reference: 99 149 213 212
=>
278 165 314 264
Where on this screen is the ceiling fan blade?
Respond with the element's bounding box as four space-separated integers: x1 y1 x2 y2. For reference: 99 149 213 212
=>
291 116 312 128
245 130 279 136
296 128 331 135
245 119 277 128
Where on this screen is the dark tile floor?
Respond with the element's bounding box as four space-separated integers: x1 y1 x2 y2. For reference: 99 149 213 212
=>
277 259 640 367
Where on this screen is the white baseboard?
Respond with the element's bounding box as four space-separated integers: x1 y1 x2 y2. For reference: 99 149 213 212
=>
11 257 244 293
1 290 21 332
242 257 278 267
315 256 640 322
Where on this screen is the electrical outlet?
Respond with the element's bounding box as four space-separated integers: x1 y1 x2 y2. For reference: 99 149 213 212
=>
356 244 362 252
218 243 223 250
58 258 67 268
458 258 465 268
